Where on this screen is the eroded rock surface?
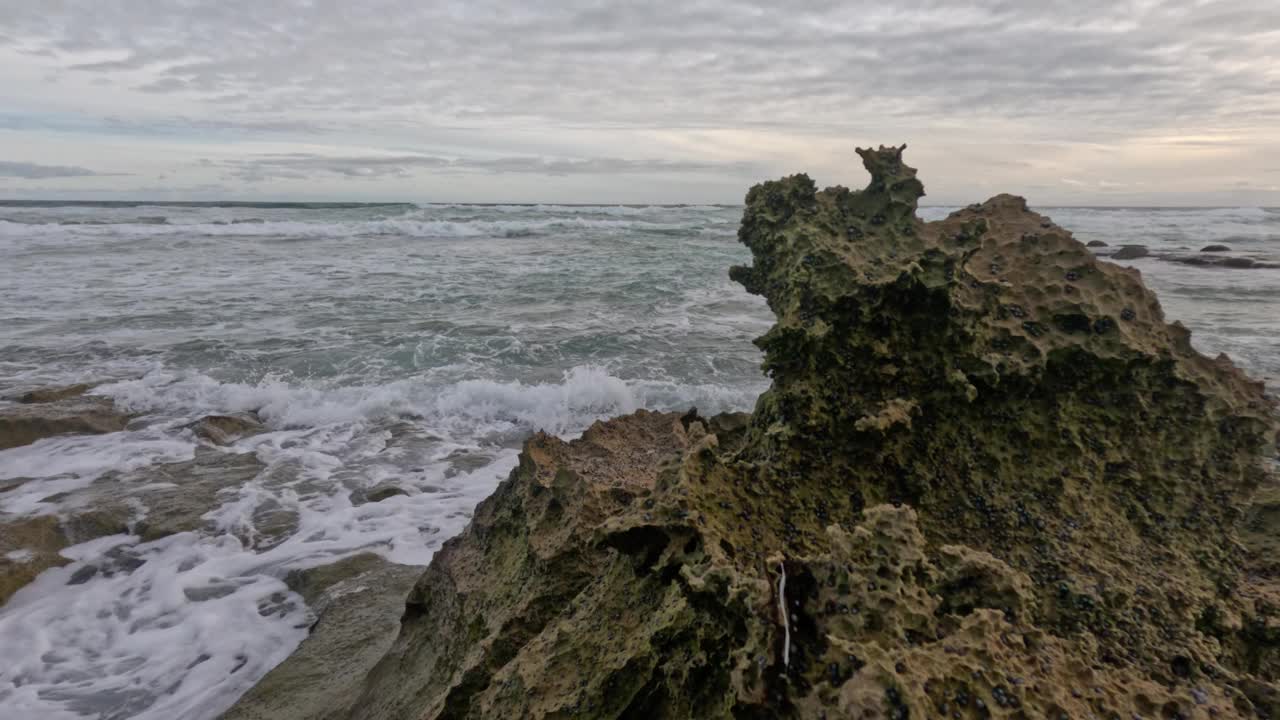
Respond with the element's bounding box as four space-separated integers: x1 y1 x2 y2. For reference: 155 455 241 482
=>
224 554 422 720
233 147 1279 719
0 388 131 450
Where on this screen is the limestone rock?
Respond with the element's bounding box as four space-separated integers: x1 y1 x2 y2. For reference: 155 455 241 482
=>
0 394 130 450
93 448 266 541
8 383 96 404
349 482 410 506
221 554 422 720
186 412 265 445
1 449 269 604
231 147 1278 719
0 514 71 606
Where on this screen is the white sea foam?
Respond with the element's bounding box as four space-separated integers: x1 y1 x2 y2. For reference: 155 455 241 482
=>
0 363 760 719
0 214 709 243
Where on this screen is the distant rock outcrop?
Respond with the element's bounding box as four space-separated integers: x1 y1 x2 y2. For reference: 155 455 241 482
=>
1110 244 1150 260
226 146 1279 719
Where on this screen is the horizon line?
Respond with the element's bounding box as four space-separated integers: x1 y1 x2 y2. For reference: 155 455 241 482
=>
1 199 1276 211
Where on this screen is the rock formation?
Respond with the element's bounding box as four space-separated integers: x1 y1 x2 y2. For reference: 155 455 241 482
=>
0 384 130 450
229 146 1279 719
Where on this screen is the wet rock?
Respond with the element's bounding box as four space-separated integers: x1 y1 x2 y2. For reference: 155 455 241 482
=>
186 412 265 446
222 554 422 720
1163 254 1278 270
231 497 302 551
66 564 99 585
1202 244 1231 252
61 448 266 542
2 450 265 604
1111 244 1150 259
1086 240 1108 247
128 450 266 541
0 514 71 606
9 383 96 404
443 449 494 478
0 394 130 450
232 147 1278 719
349 482 410 506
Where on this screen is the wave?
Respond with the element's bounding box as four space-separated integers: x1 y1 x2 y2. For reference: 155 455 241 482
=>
0 215 719 241
95 365 762 441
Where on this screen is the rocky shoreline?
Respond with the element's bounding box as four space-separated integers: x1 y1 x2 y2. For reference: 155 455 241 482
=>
223 147 1278 718
3 147 1279 718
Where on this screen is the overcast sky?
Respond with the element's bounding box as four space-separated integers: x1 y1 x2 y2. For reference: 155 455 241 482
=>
1 0 1277 205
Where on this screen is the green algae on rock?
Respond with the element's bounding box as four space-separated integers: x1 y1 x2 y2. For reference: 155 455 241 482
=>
227 146 1279 719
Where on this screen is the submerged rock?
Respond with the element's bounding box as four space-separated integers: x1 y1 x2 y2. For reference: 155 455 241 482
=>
223 554 422 720
186 412 265 445
1166 253 1279 270
1110 244 1150 259
7 383 96 404
349 482 410 506
1202 244 1232 252
234 147 1279 719
0 515 71 605
1085 239 1108 247
0 392 130 450
1 448 268 606
85 448 268 542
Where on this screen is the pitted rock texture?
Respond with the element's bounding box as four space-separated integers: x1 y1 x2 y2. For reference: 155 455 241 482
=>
232 147 1279 719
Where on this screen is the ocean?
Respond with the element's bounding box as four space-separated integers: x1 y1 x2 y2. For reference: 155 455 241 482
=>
1 201 1278 719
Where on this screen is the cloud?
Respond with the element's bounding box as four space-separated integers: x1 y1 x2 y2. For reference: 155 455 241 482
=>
208 152 755 182
0 160 115 178
1 0 1274 131
0 0 1277 202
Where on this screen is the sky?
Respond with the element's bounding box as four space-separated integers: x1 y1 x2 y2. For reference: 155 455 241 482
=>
0 0 1278 205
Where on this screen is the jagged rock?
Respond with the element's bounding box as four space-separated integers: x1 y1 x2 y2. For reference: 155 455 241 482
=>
235 147 1278 719
0 394 130 450
1111 244 1150 259
186 412 265 445
222 554 422 720
1202 244 1232 252
1085 240 1108 247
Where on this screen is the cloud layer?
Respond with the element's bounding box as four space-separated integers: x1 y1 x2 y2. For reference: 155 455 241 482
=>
0 0 1277 203
0 160 109 179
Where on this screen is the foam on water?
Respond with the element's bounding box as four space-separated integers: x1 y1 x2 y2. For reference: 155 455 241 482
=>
0 201 1277 719
0 363 761 720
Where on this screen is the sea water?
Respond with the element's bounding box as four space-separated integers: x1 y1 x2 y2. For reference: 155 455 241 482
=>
0 201 1277 719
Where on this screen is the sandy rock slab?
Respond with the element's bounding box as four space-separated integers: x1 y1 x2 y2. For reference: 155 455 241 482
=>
221 554 422 720
0 449 269 606
0 384 131 450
